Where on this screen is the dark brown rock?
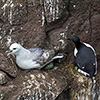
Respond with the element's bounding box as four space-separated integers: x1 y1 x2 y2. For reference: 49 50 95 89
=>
0 71 7 85
0 53 18 77
0 0 100 100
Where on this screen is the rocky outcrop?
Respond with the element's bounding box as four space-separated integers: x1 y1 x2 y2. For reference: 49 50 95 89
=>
0 0 100 100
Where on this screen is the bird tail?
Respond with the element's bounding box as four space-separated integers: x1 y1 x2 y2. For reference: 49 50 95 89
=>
52 53 64 60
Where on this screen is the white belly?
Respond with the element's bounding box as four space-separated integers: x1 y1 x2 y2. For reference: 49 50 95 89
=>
16 58 40 69
74 48 78 57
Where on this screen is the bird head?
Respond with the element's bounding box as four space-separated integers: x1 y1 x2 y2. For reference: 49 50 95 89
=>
67 36 80 43
6 43 22 55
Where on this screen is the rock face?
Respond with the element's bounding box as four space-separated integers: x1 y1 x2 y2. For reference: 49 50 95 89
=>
0 71 8 85
0 53 18 77
0 0 100 100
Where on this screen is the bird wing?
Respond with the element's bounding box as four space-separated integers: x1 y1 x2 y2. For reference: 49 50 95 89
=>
28 48 43 60
38 53 64 69
75 45 97 75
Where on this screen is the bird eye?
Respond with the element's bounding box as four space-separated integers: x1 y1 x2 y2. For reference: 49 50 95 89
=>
13 48 16 50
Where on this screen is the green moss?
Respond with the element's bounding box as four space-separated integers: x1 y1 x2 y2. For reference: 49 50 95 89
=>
45 63 54 69
75 66 78 70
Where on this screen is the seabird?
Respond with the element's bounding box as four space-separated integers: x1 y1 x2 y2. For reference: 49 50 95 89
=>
6 43 64 70
68 36 97 77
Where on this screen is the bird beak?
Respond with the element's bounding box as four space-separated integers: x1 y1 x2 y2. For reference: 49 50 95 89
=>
5 49 12 55
5 49 11 53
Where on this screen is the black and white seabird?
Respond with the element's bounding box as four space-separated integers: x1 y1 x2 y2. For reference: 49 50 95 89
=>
68 36 97 77
6 43 64 70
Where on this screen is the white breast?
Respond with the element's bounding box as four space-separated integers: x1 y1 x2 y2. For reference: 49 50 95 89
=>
74 48 78 57
16 55 41 69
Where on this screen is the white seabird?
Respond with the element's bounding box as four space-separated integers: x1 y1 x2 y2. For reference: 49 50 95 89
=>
6 43 64 70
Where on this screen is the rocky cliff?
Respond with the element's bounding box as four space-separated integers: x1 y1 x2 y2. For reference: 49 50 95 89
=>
0 0 100 100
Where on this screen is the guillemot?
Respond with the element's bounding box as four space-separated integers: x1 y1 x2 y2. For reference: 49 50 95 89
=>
6 43 64 70
68 36 97 77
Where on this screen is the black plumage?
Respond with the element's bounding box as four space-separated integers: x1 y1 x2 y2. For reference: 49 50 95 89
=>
68 36 97 77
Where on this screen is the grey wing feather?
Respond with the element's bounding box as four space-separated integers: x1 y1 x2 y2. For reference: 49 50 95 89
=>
39 53 64 70
28 48 43 60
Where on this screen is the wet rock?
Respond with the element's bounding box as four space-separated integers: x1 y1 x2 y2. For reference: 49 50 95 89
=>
0 71 7 85
0 53 18 77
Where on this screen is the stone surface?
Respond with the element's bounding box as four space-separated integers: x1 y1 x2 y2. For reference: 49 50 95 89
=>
0 71 7 85
0 0 100 100
0 53 18 77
